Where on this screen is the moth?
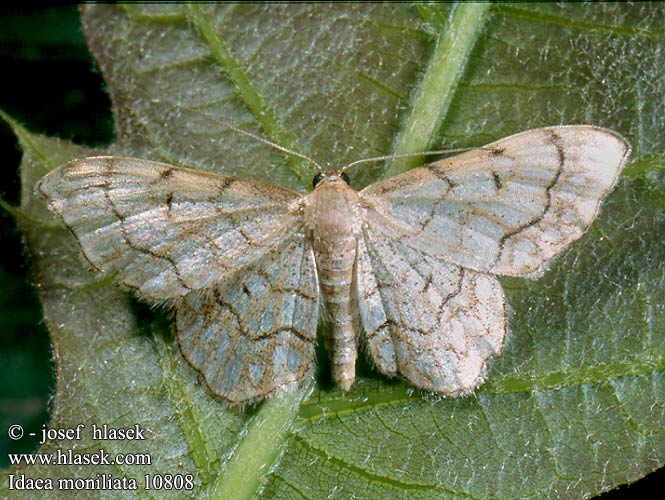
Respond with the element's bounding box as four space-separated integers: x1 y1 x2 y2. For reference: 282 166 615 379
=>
37 125 630 404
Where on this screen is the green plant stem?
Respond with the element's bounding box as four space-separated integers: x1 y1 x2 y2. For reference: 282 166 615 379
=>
209 382 312 500
185 4 312 188
385 3 491 177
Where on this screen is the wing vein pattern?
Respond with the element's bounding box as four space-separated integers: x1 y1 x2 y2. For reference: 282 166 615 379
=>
38 156 304 300
39 156 320 403
360 126 629 277
356 126 629 393
37 125 630 402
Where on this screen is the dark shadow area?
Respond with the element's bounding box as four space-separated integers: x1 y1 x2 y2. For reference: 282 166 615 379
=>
0 5 112 467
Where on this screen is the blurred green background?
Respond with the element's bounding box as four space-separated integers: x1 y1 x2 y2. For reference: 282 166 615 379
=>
0 5 660 498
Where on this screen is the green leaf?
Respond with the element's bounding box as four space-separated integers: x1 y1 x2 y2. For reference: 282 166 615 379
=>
3 3 664 499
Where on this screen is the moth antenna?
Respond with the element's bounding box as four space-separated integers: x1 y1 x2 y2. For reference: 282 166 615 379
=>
174 103 324 172
341 147 482 172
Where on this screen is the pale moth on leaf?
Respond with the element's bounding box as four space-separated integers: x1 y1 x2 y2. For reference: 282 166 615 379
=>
37 125 630 404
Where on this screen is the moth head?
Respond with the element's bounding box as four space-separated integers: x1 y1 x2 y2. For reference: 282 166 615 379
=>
312 170 351 189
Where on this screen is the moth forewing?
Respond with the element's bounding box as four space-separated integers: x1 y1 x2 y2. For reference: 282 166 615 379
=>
37 156 305 301
360 126 631 277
